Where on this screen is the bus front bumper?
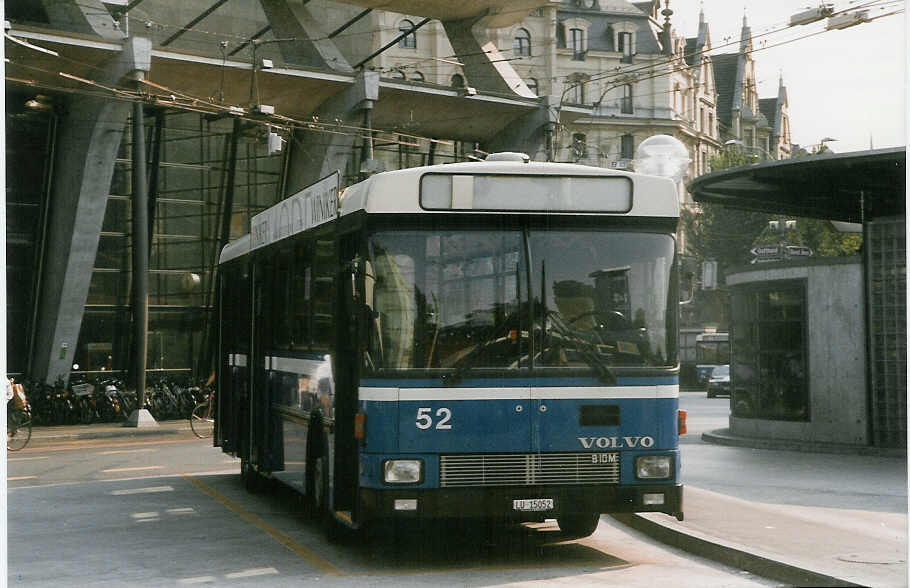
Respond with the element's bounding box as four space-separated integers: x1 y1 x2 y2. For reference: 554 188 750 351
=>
359 483 683 522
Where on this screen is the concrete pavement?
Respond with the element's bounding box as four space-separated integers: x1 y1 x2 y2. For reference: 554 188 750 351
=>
13 421 908 587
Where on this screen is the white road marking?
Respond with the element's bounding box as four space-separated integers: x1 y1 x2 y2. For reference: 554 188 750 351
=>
102 466 163 473
167 508 196 515
97 448 156 455
8 456 50 461
131 512 160 519
224 568 279 579
7 476 39 481
178 577 216 585
109 485 174 495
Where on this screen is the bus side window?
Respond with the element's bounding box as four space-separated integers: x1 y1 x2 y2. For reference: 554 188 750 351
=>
312 238 335 351
292 243 311 350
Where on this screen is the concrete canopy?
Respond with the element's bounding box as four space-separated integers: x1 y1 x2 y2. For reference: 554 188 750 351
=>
5 27 566 144
327 0 549 28
687 148 906 223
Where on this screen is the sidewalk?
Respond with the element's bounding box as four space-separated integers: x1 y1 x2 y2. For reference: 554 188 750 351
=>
616 428 908 587
26 419 193 443
18 422 909 587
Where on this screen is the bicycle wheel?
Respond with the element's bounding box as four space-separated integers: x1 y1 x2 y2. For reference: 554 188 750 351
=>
190 402 214 438
7 407 32 451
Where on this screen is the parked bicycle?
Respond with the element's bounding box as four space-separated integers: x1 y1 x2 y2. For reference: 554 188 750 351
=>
190 386 215 439
7 379 32 451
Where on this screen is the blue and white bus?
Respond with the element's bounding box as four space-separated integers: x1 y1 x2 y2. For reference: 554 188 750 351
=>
215 152 685 539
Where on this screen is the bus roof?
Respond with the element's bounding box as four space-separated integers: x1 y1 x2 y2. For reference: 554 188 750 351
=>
339 159 679 219
220 157 680 265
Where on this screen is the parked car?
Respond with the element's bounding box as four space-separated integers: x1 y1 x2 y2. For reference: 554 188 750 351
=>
706 364 731 398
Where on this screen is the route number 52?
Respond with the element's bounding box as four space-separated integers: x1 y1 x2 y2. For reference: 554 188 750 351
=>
416 407 453 430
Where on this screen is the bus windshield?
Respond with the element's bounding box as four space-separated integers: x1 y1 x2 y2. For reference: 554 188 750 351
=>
364 229 676 376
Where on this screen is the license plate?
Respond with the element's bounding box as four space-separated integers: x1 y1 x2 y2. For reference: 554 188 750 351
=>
512 498 554 512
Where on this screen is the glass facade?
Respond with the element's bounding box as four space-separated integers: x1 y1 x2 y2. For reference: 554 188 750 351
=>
730 280 808 421
6 104 285 379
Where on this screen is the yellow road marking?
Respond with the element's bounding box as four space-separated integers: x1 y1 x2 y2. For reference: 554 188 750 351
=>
182 474 344 576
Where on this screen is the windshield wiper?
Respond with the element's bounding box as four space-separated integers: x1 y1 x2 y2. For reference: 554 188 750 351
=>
545 311 618 385
442 320 518 386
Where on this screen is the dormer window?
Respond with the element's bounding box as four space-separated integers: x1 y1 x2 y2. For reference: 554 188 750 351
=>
618 32 633 62
612 22 637 63
562 18 591 60
569 28 585 59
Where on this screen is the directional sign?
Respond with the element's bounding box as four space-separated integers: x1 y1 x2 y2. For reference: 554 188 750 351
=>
750 245 780 256
786 246 814 257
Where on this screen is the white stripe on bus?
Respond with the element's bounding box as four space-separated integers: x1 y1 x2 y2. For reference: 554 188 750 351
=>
359 385 679 402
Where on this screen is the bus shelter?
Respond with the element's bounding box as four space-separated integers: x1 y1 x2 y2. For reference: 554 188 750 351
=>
688 148 906 451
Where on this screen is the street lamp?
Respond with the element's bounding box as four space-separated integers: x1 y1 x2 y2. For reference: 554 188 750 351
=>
724 139 773 161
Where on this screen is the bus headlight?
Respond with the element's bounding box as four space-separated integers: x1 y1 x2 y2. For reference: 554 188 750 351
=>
635 455 671 479
383 459 422 484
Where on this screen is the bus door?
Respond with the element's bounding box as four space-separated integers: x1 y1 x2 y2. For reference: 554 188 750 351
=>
332 237 361 517
217 262 250 453
249 259 273 472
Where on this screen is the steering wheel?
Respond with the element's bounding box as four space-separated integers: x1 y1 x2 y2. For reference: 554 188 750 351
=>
567 310 627 329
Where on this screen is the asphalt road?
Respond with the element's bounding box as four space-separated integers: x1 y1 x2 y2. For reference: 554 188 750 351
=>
7 430 779 587
679 391 908 513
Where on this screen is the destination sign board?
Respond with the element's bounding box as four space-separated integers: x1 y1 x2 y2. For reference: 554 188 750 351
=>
250 171 339 252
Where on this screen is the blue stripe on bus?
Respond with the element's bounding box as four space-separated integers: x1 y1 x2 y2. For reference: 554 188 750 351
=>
359 375 678 388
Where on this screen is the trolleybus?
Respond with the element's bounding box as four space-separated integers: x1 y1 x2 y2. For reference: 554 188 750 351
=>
215 152 685 539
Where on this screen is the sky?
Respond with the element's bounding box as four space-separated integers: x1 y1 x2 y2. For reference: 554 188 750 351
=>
673 0 905 154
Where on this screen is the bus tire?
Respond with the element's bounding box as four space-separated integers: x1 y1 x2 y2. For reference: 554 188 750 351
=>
240 458 262 493
557 512 601 539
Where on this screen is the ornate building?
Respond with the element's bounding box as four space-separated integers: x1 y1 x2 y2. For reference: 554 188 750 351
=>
710 16 791 160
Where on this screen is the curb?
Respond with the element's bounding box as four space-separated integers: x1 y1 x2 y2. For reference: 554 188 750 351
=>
702 429 906 458
611 513 862 588
28 423 191 442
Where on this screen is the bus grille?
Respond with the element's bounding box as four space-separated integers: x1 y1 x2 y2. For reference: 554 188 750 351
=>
439 453 620 487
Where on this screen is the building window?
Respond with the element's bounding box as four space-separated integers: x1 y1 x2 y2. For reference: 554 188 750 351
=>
621 84 633 114
526 77 539 95
409 71 424 82
568 28 585 59
620 133 634 159
731 281 808 421
618 31 633 62
390 69 406 79
568 79 585 104
699 107 705 132
398 20 417 49
708 112 714 137
450 73 465 88
514 28 531 57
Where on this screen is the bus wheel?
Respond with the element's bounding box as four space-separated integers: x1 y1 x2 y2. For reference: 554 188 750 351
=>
240 459 261 493
557 513 601 539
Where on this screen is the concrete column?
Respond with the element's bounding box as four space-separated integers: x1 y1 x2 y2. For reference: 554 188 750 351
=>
442 17 536 98
283 70 379 195
483 97 558 161
30 38 151 386
258 0 354 72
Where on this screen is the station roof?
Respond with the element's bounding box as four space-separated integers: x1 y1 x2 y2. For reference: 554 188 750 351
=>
5 26 580 144
687 147 906 223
